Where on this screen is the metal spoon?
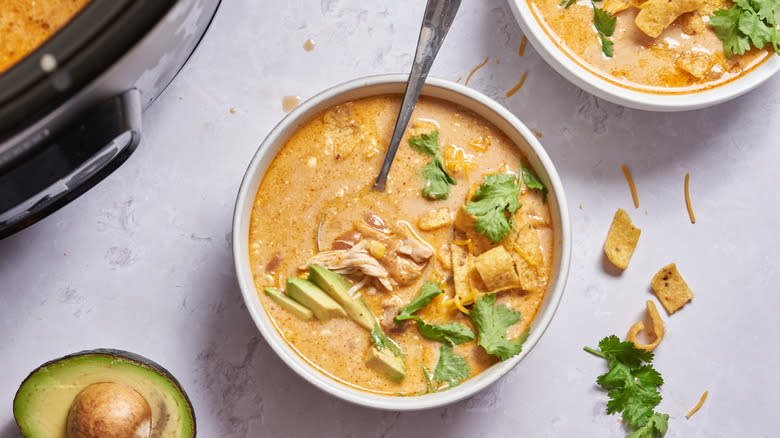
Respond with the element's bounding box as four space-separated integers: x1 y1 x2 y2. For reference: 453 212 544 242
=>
371 0 461 192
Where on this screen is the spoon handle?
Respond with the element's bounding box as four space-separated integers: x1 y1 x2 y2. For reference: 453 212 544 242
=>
372 0 461 192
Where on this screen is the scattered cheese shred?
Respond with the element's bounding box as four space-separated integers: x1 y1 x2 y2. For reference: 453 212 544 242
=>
532 129 543 138
685 391 708 419
622 164 640 208
685 172 696 224
518 36 528 56
465 56 490 86
505 72 528 98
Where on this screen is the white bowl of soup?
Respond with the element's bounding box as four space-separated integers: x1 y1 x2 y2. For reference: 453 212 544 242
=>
508 0 779 111
233 75 571 410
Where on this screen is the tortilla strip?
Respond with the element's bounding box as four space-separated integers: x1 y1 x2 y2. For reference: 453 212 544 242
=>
474 246 520 292
635 0 703 38
626 300 665 351
603 0 632 15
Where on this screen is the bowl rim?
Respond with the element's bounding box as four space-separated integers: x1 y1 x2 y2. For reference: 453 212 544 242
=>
232 74 572 410
506 0 780 112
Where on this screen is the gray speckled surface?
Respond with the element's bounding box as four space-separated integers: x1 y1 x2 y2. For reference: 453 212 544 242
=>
1 1 779 437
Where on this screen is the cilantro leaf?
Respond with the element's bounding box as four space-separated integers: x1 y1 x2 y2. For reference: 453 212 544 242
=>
739 10 779 48
370 324 402 357
625 412 669 438
422 155 457 200
593 7 617 36
466 173 521 243
521 165 549 203
560 0 578 8
469 294 529 360
585 336 668 432
422 366 438 393
409 131 440 156
433 344 471 387
417 320 475 345
409 131 456 200
394 281 444 323
754 0 780 25
593 6 617 57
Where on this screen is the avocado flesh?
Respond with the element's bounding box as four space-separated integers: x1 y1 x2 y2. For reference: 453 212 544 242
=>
264 287 313 320
14 350 194 438
286 278 347 321
365 347 406 382
308 265 376 330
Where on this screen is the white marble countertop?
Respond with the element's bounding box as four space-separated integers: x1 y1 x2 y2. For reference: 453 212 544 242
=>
2 1 779 437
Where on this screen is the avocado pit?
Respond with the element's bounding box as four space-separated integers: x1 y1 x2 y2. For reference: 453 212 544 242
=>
66 382 151 438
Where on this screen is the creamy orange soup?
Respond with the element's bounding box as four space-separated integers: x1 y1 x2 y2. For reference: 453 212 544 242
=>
528 0 773 93
249 95 554 395
0 0 92 74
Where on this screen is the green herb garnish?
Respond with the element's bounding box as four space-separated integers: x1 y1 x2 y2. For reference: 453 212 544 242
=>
465 173 522 243
409 131 456 200
395 282 475 345
585 335 669 436
433 344 471 387
521 165 549 203
560 0 578 8
593 6 617 57
711 0 780 58
469 294 529 360
370 324 402 357
394 281 443 322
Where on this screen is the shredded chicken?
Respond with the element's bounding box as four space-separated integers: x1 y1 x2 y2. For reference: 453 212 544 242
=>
305 240 393 290
397 243 434 263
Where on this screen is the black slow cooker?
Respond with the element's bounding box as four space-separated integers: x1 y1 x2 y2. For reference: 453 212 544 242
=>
0 0 220 238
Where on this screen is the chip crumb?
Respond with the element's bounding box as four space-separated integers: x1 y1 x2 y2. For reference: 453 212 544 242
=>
651 263 694 314
622 164 639 208
685 391 708 419
230 107 236 114
604 208 641 270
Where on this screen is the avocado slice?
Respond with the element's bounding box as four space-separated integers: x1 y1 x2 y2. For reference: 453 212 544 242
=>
286 278 346 321
13 349 195 438
264 287 313 320
308 265 376 330
365 346 407 382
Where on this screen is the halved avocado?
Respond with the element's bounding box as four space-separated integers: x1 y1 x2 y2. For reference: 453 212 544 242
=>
13 349 195 438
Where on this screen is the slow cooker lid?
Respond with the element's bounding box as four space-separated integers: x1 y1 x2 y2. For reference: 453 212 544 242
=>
0 0 178 143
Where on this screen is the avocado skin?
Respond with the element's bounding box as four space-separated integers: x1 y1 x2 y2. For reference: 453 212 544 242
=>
308 265 376 330
13 349 195 438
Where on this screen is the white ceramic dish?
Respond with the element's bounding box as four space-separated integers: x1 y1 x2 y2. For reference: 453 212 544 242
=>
233 75 572 410
507 0 780 111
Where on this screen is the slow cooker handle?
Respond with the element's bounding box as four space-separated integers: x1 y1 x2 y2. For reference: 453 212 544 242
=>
0 89 141 239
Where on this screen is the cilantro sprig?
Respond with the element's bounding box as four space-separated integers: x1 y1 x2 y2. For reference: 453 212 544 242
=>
466 173 522 243
469 294 530 360
711 0 780 57
593 3 617 57
521 165 549 203
585 336 669 436
561 0 616 57
409 131 457 200
433 344 471 387
394 282 475 345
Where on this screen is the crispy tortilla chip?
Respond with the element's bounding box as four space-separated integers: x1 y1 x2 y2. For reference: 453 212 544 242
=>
514 221 545 273
626 300 665 351
679 11 707 35
676 50 714 78
418 208 454 231
652 263 694 314
604 0 632 14
474 246 520 292
451 241 471 307
514 256 546 295
437 243 452 270
635 0 703 38
604 208 641 270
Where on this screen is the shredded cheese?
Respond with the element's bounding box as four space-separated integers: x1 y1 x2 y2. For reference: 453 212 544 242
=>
685 391 708 419
519 36 528 56
465 57 490 86
622 164 640 208
685 172 696 224
505 72 528 98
